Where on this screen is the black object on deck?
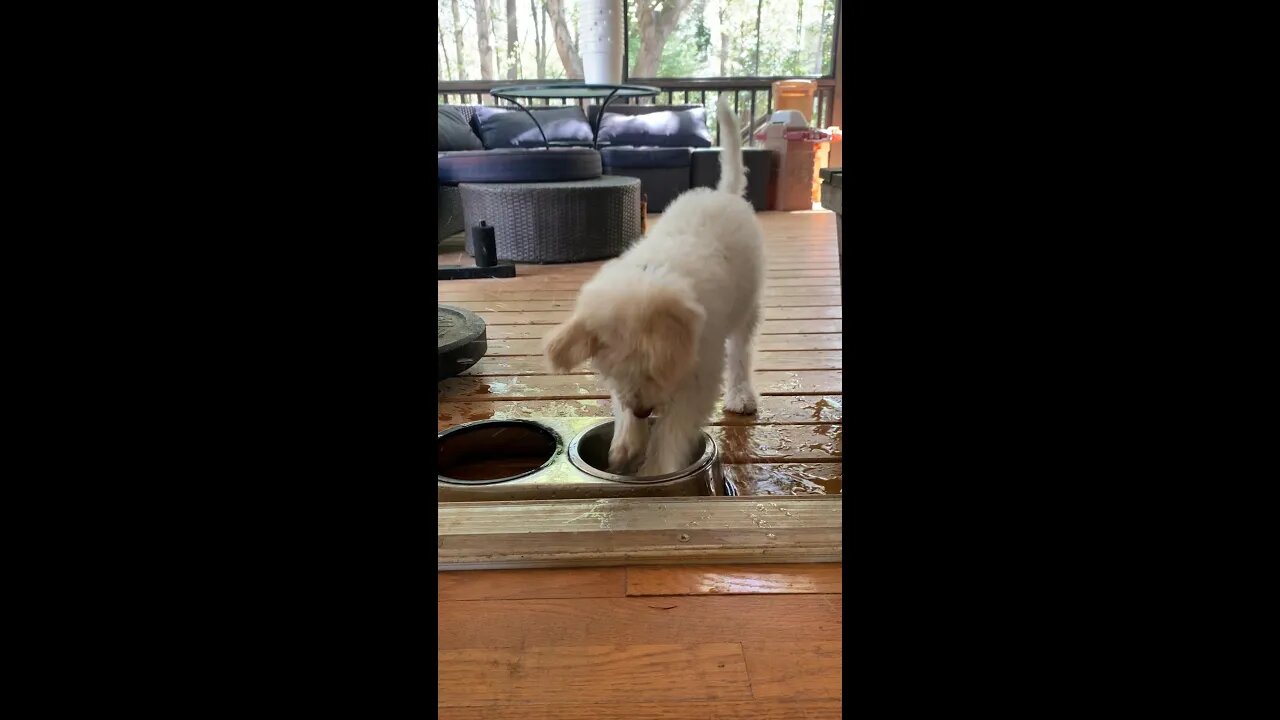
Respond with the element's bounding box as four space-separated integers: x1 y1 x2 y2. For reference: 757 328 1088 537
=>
439 220 518 280
437 262 516 280
819 167 842 276
438 305 487 381
472 221 498 267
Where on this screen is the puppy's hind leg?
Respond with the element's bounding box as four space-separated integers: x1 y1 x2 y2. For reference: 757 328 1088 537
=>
608 391 648 474
724 306 760 415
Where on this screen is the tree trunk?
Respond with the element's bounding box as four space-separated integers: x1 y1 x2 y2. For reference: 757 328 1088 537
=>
532 0 546 78
753 0 762 75
507 0 519 80
439 25 453 80
539 2 549 77
815 0 830 74
633 0 693 78
452 0 467 80
545 0 583 78
718 0 731 75
476 0 495 80
796 1 804 45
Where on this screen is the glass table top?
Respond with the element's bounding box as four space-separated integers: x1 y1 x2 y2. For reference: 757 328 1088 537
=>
490 83 661 99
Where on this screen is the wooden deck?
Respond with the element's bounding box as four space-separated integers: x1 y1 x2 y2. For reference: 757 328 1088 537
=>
437 210 843 496
437 563 843 718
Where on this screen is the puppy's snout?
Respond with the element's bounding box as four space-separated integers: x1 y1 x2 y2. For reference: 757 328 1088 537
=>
633 406 653 419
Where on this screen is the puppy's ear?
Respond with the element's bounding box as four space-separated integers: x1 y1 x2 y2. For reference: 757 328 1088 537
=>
543 317 598 372
640 291 705 380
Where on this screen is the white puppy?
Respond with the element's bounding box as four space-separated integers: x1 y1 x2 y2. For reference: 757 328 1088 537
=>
544 96 764 476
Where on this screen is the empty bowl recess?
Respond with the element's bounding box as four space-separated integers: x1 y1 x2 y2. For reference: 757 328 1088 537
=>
438 420 560 484
568 420 723 494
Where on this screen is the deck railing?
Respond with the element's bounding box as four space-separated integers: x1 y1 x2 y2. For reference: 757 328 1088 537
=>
437 76 836 146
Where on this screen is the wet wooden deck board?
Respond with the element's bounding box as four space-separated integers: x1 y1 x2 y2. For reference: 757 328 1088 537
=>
626 564 843 596
437 370 843 399
437 395 841 429
470 306 841 325
438 211 842 490
460 350 843 375
484 333 841 355
481 318 840 339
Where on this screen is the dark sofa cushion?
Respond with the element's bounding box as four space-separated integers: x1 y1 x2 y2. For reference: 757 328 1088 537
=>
597 106 712 148
438 106 483 151
601 146 692 169
437 148 602 184
473 105 594 148
587 104 702 122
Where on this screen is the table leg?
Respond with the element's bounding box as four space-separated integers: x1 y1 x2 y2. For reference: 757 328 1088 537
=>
590 88 621 149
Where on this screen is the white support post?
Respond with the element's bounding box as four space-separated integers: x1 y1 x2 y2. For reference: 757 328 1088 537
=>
579 0 623 84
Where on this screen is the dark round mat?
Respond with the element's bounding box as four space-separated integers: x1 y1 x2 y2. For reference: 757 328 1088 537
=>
438 305 487 381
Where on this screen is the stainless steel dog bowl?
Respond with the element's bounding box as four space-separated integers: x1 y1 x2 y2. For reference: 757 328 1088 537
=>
437 417 725 501
568 420 724 496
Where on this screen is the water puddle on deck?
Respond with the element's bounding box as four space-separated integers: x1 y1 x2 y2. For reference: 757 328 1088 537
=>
724 463 842 496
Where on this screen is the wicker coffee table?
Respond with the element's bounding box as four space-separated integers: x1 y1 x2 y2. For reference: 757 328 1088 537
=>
459 176 642 263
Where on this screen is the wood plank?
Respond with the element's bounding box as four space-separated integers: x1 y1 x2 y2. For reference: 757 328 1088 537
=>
741 642 843 701
438 496 842 571
444 295 839 309
438 567 626 601
472 306 841 325
765 306 841 320
443 300 577 312
483 332 841 355
438 278 839 291
437 643 752 705
437 370 842 400
437 594 843 647
722 463 843 496
460 351 843 376
759 287 840 297
439 286 840 302
626 564 842 596
766 261 840 268
709 425 841 463
439 700 843 720
438 289 582 301
437 395 842 429
483 319 840 339
491 265 838 279
763 269 840 278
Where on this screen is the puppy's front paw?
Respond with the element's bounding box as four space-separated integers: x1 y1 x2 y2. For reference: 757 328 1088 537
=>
724 391 758 415
637 458 679 477
608 437 643 475
638 448 687 477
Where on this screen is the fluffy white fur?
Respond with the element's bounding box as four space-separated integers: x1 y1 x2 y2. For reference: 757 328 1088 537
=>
544 96 765 476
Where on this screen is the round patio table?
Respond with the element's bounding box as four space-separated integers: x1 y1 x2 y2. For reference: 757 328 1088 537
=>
489 83 660 149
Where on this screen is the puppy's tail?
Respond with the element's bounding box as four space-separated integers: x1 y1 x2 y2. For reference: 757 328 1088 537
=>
716 95 746 197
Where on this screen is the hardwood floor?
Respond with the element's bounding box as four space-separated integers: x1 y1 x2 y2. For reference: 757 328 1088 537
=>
437 564 843 719
438 210 842 495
